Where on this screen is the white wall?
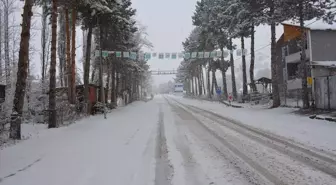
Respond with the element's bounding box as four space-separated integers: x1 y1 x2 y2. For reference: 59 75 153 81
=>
287 78 302 90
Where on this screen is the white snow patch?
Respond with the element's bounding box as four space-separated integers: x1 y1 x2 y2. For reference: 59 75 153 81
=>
282 17 336 30
170 95 336 154
0 101 158 185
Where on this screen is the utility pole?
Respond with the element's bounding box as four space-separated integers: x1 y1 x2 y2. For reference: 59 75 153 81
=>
299 0 310 109
99 20 106 119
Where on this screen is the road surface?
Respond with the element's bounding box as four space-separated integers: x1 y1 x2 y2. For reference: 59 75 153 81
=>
1 95 336 185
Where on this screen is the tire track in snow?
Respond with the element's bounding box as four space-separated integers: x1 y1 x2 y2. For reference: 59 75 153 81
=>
180 102 336 179
155 104 173 185
171 103 250 185
165 97 283 185
128 119 157 185
168 97 336 183
171 107 211 185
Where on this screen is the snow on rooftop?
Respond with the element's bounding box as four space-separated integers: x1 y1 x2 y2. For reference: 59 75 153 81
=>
311 61 336 67
282 18 336 30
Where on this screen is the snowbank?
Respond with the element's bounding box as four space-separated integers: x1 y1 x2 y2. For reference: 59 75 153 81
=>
171 95 336 154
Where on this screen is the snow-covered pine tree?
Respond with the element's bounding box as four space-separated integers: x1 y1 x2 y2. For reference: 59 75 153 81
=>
192 0 232 98
193 0 239 99
255 0 295 107
79 0 118 114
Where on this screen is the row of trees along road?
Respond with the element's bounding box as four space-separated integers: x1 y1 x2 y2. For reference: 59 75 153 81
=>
5 0 152 140
175 0 335 108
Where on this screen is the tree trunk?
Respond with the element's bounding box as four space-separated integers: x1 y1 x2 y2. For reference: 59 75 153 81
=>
111 63 116 104
9 0 33 139
0 6 3 77
212 69 218 96
11 17 16 66
241 36 248 96
211 71 214 95
41 0 48 85
70 7 77 104
197 75 201 96
270 2 280 107
48 0 58 128
26 61 31 118
200 67 206 95
105 61 111 103
99 25 105 104
299 1 310 109
229 38 237 100
220 47 228 98
84 22 93 115
194 76 197 95
45 37 51 78
250 24 257 92
91 67 96 83
221 70 227 99
207 65 211 98
188 78 191 95
58 8 65 87
198 67 202 96
122 74 126 103
191 77 194 95
65 8 71 97
4 1 10 87
116 72 120 99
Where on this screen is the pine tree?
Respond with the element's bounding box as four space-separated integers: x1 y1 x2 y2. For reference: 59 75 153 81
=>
256 0 293 107
9 0 34 139
48 0 58 128
192 0 233 98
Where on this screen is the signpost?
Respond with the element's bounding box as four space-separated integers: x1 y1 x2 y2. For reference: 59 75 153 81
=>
174 83 184 92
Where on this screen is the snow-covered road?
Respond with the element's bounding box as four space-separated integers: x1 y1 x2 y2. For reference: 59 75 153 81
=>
1 95 336 185
0 102 159 185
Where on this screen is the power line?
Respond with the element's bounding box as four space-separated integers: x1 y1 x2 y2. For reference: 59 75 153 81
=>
233 9 336 62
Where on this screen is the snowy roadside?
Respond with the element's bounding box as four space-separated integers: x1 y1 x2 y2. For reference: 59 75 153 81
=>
0 101 158 185
166 97 336 184
0 98 134 148
169 95 336 154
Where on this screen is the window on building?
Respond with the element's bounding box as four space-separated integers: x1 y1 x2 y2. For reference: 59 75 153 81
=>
287 63 300 79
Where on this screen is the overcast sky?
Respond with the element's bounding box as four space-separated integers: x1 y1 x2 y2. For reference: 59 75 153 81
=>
131 0 283 87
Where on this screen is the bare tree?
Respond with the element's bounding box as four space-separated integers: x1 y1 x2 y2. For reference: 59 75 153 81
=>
1 0 15 87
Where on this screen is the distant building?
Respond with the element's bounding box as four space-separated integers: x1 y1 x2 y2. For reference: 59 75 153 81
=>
277 18 336 108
